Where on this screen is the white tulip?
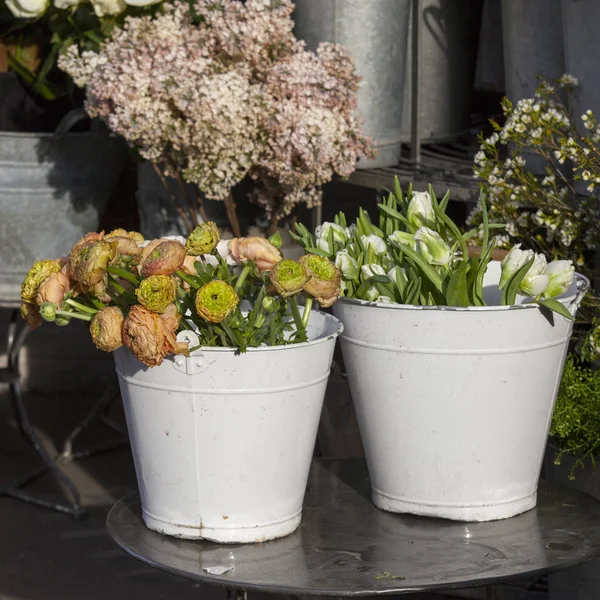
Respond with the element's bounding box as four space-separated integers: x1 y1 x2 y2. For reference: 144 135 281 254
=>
388 230 415 249
335 250 359 279
365 286 380 302
90 0 126 17
6 0 48 18
499 243 534 289
125 0 162 5
520 253 550 297
361 263 386 281
315 222 348 253
361 234 387 255
54 0 82 7
414 227 451 267
543 259 575 299
407 191 435 228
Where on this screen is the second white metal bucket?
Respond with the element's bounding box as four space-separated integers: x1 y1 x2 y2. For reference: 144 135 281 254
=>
333 262 588 522
113 311 342 543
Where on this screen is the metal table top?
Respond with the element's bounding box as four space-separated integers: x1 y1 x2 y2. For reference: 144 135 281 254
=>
107 459 600 596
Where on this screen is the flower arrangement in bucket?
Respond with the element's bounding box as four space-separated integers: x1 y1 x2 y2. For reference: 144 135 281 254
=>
57 0 373 236
294 178 589 522
20 224 343 542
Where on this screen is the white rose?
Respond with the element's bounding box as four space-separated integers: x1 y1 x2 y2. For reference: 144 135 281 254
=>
519 253 549 297
543 259 575 299
388 230 416 249
90 0 125 16
361 234 387 255
6 0 48 18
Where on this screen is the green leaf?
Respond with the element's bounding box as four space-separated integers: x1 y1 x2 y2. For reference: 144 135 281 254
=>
480 191 490 252
446 262 471 307
501 257 534 306
439 190 451 214
305 247 333 258
405 278 422 304
393 176 406 210
537 299 575 321
377 203 413 230
462 223 505 241
395 243 445 294
433 204 469 263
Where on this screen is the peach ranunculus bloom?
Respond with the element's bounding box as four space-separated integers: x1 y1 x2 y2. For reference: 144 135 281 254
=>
35 270 72 307
138 239 187 277
228 237 282 272
90 306 124 352
121 304 189 367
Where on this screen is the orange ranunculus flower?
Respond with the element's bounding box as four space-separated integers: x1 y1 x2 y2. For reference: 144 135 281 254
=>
228 237 282 272
181 254 200 276
36 270 71 307
299 255 341 308
121 304 189 367
106 229 144 244
138 240 186 277
20 302 43 329
69 239 117 287
90 306 124 352
194 280 239 323
21 259 62 303
105 235 143 258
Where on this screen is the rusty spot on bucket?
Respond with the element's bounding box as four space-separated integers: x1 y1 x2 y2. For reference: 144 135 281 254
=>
222 515 229 520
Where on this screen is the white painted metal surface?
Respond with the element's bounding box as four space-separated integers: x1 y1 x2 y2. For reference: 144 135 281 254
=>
113 311 342 543
333 261 588 522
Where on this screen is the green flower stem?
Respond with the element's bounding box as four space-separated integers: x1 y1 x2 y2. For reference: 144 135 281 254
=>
106 265 140 285
289 296 307 341
176 270 201 289
87 296 105 310
56 310 91 322
221 321 239 346
301 297 313 328
108 277 126 295
108 277 137 305
65 298 99 315
234 264 252 294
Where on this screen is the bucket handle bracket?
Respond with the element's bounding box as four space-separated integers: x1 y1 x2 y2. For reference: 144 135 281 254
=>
173 330 209 375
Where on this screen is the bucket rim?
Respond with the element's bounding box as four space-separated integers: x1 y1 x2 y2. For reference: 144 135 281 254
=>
115 310 343 358
336 272 590 314
0 130 108 140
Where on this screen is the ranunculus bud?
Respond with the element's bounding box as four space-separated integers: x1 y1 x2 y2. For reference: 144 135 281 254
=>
407 191 435 228
71 240 118 288
269 260 309 297
414 227 451 267
519 253 550 297
229 237 282 272
194 280 239 323
20 302 43 329
90 307 124 352
299 255 341 308
36 270 71 307
361 234 387 255
139 240 186 277
262 296 281 314
21 260 62 304
136 275 177 313
499 244 534 290
181 255 200 277
335 250 359 279
121 304 189 367
39 302 57 322
186 222 220 255
543 260 575 299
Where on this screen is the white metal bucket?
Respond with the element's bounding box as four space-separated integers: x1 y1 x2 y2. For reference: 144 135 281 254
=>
113 311 342 543
333 261 589 522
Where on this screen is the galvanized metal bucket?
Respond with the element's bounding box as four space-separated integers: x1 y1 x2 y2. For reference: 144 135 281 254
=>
0 129 126 306
113 311 342 543
333 261 588 522
292 0 411 168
